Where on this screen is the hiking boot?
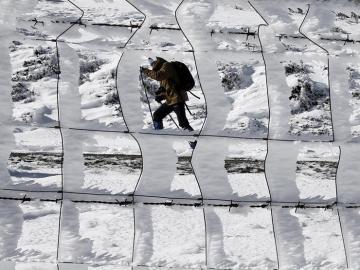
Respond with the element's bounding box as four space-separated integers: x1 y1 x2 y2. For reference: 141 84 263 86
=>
189 140 197 149
183 125 194 132
154 121 163 130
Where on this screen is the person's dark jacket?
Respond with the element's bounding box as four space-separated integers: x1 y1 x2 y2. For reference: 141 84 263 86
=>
144 57 188 106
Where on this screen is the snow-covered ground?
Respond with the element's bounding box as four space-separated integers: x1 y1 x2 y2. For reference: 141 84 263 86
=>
9 40 59 126
1 0 360 269
6 127 62 192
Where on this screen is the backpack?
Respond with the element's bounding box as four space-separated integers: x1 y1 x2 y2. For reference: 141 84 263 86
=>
171 61 195 92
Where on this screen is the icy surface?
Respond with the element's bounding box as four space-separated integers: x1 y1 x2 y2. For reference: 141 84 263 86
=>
340 208 360 269
337 143 360 203
171 141 201 197
134 134 202 198
266 140 300 202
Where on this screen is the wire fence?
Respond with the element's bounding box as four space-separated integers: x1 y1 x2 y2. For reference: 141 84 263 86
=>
1 0 358 269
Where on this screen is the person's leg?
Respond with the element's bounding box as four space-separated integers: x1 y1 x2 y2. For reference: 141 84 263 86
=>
153 103 173 129
173 103 193 131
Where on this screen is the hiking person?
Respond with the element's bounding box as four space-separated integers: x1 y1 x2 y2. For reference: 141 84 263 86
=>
142 57 194 131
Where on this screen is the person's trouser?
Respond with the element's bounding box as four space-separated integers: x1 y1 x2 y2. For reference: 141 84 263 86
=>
153 102 191 129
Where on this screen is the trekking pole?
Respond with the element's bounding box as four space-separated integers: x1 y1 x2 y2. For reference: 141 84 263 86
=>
185 103 194 116
139 67 155 128
188 90 201 99
169 114 180 129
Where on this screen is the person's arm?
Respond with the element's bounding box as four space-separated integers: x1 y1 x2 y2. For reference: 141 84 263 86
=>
144 63 170 81
155 87 166 102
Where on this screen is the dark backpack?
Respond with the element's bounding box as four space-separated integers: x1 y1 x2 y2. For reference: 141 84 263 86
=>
171 61 195 92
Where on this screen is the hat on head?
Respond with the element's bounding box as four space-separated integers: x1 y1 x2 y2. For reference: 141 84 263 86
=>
151 57 168 71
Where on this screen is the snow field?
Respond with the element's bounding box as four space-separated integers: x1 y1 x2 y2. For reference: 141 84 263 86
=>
1 0 360 269
59 201 134 266
9 40 59 126
0 200 60 263
133 205 205 268
273 207 347 269
6 127 62 191
205 207 277 269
